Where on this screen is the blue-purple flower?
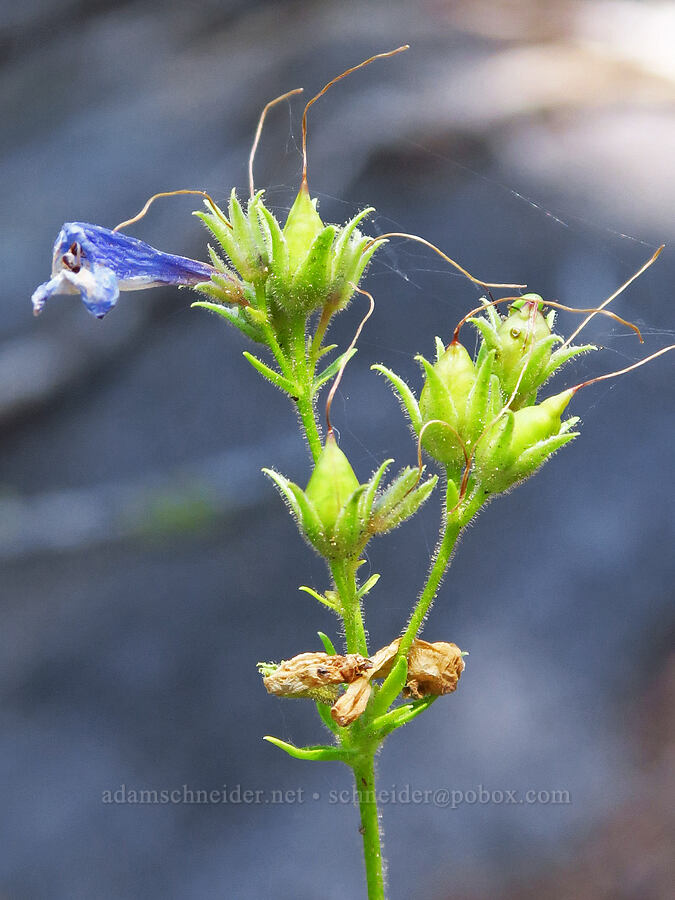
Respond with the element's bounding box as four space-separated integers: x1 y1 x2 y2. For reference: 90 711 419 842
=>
32 223 216 319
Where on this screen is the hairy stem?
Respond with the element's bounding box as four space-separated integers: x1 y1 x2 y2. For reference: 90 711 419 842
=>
352 753 385 900
309 303 334 369
331 559 369 656
295 391 322 462
289 315 323 461
399 484 484 656
289 309 383 897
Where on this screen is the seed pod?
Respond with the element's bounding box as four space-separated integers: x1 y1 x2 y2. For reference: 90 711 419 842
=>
431 341 476 419
493 296 558 408
305 432 360 535
508 388 574 460
418 341 475 471
283 184 325 273
476 388 576 491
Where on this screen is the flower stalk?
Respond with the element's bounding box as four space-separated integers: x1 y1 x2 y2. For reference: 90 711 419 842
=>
30 46 673 900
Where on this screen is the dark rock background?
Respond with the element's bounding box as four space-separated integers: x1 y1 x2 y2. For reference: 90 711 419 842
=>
1 1 673 898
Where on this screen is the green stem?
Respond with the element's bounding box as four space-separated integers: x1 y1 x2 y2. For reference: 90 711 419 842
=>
296 390 322 462
331 559 369 656
272 301 383 897
309 303 335 370
399 484 484 656
289 315 323 462
352 753 385 900
254 284 294 383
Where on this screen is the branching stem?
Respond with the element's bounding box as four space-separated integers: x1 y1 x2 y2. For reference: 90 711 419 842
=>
400 483 484 656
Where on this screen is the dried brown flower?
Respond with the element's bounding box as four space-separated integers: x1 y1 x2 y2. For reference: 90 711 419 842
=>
370 637 465 699
331 676 373 727
260 638 464 723
261 652 371 704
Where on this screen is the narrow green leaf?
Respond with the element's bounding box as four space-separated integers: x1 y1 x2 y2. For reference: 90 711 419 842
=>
520 334 562 384
206 245 229 272
243 351 294 393
468 316 500 353
333 485 367 552
356 573 380 600
332 207 374 273
373 475 437 533
482 296 502 330
194 210 239 269
298 587 337 611
371 466 419 520
291 225 337 307
258 204 289 282
263 736 348 762
229 189 251 243
315 701 339 734
313 348 358 395
359 459 394 523
434 336 446 362
317 631 337 655
247 191 269 259
318 343 338 360
488 374 504 416
285 482 325 547
465 348 495 439
371 364 422 431
262 468 303 521
191 301 263 342
543 343 596 381
374 696 437 737
417 355 457 422
370 656 408 719
262 470 325 548
515 430 579 478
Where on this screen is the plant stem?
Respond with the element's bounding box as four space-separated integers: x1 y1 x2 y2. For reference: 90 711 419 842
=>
254 284 294 383
289 316 323 462
352 753 385 900
296 390 322 462
286 306 383 897
331 559 369 656
399 485 484 656
309 303 334 369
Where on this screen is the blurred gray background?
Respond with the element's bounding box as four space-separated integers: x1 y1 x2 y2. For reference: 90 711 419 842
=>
1 1 674 898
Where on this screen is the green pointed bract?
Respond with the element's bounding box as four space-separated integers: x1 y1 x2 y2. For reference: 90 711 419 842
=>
194 190 382 335
305 432 360 534
283 184 325 272
290 225 338 311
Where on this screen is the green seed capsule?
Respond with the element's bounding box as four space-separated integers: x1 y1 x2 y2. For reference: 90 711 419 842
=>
305 432 360 533
283 184 325 272
433 341 476 415
508 388 574 460
418 341 475 471
496 303 550 373
493 297 555 407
